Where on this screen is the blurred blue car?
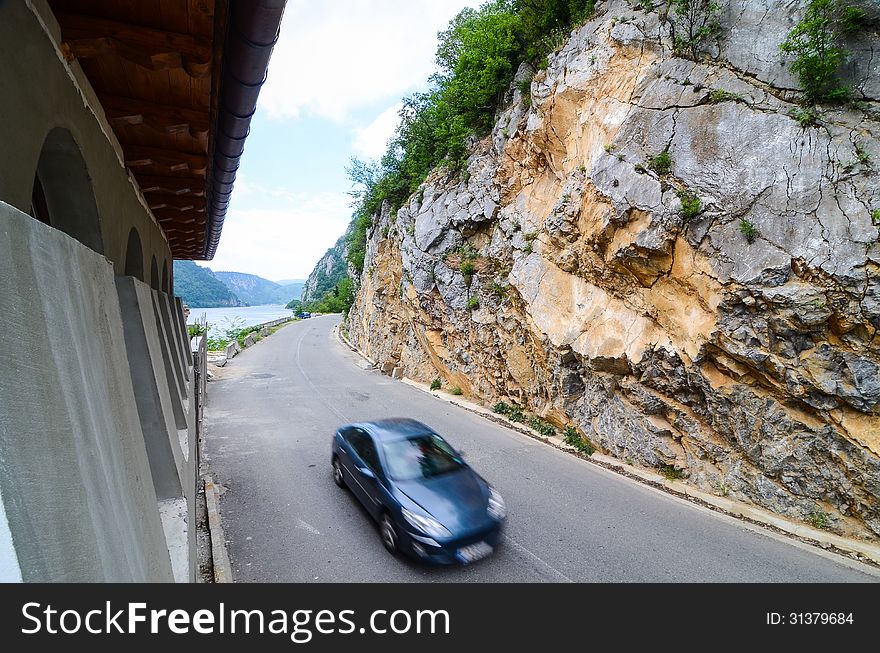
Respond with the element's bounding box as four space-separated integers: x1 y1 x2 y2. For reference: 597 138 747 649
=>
331 418 506 564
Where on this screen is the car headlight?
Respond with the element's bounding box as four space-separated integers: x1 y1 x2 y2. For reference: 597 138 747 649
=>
487 487 506 520
401 508 451 538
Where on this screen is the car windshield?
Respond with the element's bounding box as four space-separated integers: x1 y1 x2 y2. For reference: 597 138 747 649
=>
382 434 464 481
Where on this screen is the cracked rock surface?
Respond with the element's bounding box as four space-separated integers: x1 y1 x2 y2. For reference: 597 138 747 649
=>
348 0 880 538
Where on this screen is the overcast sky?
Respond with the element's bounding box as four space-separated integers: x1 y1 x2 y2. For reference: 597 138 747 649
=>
204 0 482 281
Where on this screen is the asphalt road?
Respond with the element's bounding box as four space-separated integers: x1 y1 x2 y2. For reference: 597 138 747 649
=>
204 315 878 582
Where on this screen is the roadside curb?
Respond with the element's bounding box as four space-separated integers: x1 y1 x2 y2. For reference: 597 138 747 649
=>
203 476 233 583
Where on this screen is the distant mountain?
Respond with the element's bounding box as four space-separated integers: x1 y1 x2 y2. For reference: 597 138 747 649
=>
302 232 349 304
173 261 244 308
214 271 303 306
280 281 305 302
276 278 306 286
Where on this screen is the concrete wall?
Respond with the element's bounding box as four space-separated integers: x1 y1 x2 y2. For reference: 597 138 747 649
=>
0 203 175 581
0 1 200 581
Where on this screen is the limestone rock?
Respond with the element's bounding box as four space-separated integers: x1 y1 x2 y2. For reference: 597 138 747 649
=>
347 0 880 538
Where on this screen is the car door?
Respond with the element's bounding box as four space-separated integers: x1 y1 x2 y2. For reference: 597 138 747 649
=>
347 429 385 519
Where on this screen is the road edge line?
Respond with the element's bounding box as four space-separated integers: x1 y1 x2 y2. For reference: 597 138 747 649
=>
204 476 233 583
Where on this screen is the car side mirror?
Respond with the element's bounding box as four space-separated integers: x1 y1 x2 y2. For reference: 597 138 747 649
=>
457 449 465 459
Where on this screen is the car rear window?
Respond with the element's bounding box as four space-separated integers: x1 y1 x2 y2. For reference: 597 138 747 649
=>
382 434 464 481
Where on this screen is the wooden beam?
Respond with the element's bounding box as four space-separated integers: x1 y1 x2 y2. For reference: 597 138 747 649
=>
102 94 210 137
135 175 205 196
123 145 208 174
56 12 212 78
148 195 206 212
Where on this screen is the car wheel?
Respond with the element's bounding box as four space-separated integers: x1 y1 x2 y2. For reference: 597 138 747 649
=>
332 457 346 488
380 513 398 555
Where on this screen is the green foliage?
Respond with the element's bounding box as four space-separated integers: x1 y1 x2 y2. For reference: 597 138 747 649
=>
187 323 206 338
871 209 880 224
659 463 686 480
466 296 480 311
807 510 830 529
780 0 865 104
431 378 443 390
449 386 464 396
739 218 759 243
490 281 508 298
338 1 601 271
855 144 871 166
205 317 263 351
668 0 721 59
517 75 534 107
708 89 742 103
790 107 819 127
173 260 242 308
493 401 513 414
460 259 477 277
507 406 524 422
563 426 594 455
649 150 672 175
304 235 349 301
604 143 615 153
285 298 302 311
527 416 556 436
523 231 538 242
516 0 598 63
677 189 702 219
304 277 355 314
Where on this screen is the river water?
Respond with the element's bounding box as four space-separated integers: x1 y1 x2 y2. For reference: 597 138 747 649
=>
186 304 294 338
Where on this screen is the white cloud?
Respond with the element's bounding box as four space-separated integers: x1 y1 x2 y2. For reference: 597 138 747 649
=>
260 0 483 122
352 102 402 159
206 191 352 279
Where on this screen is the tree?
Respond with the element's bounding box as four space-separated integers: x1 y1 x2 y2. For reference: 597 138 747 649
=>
780 0 865 103
668 0 721 60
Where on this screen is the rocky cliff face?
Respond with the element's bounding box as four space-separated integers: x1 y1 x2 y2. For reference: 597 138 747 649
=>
302 231 350 304
348 0 880 538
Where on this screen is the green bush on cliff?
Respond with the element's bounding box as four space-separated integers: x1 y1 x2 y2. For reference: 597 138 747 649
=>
780 0 866 104
304 277 355 314
343 1 601 277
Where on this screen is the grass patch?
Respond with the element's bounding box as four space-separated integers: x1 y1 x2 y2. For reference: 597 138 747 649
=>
791 107 819 127
493 401 512 415
508 406 524 423
449 386 463 396
563 426 595 455
527 416 556 437
649 150 672 175
466 296 480 311
659 463 686 480
739 218 759 243
807 510 830 530
430 378 442 391
708 89 742 103
871 209 880 224
677 189 702 219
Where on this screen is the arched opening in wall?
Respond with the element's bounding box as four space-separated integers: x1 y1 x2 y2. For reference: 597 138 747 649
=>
124 228 144 280
31 127 104 253
150 256 160 290
161 260 169 293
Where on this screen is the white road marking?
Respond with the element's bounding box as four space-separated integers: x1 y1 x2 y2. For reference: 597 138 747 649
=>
297 519 321 536
502 535 573 583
